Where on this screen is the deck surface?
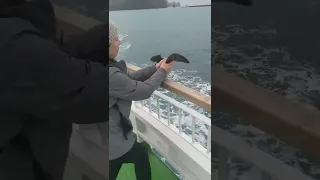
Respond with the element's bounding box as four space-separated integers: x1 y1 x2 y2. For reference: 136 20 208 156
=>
64 131 179 180
117 147 178 180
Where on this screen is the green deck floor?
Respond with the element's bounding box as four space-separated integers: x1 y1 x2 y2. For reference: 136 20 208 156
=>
117 146 179 180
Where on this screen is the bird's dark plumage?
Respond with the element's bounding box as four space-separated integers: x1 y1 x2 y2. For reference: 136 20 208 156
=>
150 53 189 64
150 55 162 63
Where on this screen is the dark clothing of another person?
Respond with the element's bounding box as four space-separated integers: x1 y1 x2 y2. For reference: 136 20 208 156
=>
109 142 151 180
62 23 109 64
0 1 110 180
0 0 57 42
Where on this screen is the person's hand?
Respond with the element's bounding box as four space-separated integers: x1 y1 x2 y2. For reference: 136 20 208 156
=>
155 58 166 69
160 59 174 73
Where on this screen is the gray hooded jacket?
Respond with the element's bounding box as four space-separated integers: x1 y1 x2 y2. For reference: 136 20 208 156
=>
106 60 167 160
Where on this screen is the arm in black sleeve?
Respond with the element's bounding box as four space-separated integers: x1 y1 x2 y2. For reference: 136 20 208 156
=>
1 33 108 124
61 23 109 64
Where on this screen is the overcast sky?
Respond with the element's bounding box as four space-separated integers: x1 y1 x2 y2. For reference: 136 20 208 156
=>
167 0 211 6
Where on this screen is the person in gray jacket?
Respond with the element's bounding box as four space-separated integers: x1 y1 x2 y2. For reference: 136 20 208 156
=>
108 21 174 180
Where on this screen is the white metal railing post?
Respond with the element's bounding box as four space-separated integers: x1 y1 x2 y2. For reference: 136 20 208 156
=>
191 116 196 143
178 108 182 134
156 97 161 119
207 128 211 153
167 103 171 126
148 98 152 113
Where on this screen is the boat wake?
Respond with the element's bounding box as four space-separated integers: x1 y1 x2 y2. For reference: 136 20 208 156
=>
118 34 131 56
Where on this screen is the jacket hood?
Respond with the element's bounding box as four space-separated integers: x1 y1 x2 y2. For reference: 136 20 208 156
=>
0 17 38 50
0 0 57 42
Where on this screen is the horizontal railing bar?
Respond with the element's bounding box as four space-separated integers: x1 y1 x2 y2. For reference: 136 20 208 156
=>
212 65 320 158
53 5 211 112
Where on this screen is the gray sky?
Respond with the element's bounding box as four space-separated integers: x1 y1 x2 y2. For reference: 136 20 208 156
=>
168 0 211 6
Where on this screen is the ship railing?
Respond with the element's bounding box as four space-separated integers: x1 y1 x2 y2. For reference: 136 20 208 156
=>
133 87 211 155
126 64 212 156
212 64 317 180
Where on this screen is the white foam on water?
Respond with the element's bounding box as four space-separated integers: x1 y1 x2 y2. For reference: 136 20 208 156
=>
118 34 131 52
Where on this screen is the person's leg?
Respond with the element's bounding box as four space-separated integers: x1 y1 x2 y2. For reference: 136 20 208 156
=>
115 141 151 180
125 142 151 180
109 157 124 180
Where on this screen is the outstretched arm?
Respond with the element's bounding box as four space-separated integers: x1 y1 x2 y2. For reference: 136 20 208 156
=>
127 59 166 81
127 65 158 81
61 23 109 64
110 67 167 101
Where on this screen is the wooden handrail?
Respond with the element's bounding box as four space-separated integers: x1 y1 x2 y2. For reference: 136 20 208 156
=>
213 65 320 158
127 64 211 112
53 5 211 112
